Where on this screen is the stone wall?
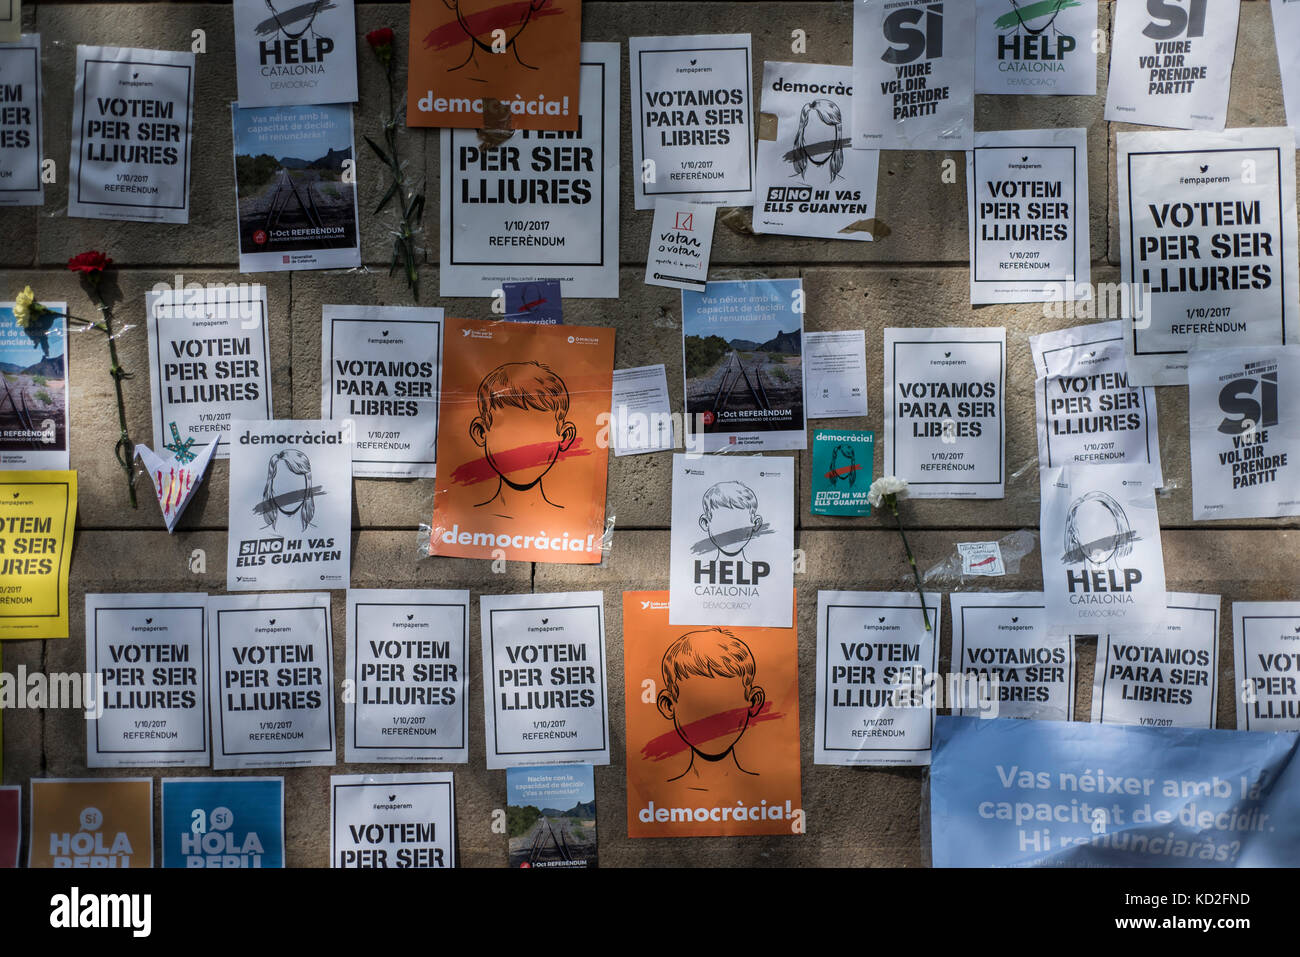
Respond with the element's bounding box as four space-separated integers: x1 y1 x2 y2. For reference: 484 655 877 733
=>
1 0 1296 867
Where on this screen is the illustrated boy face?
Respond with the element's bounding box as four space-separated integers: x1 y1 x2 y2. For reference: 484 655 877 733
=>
658 673 762 759
442 0 546 48
469 363 577 491
700 503 761 556
1074 500 1121 565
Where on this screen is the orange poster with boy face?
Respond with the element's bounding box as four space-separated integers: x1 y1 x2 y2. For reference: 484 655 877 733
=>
430 317 614 564
407 0 582 130
29 779 153 868
624 591 803 838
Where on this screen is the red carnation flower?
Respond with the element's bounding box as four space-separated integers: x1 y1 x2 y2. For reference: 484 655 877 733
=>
366 27 395 50
67 250 113 275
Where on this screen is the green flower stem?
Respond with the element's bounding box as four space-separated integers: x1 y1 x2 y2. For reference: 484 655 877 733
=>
78 287 137 509
381 54 420 300
889 497 931 631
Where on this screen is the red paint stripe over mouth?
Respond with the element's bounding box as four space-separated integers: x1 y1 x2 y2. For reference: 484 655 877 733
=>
448 437 590 486
823 464 862 480
423 1 565 52
640 703 782 761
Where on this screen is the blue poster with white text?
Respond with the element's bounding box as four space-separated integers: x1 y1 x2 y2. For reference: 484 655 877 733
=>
930 716 1300 867
161 777 285 868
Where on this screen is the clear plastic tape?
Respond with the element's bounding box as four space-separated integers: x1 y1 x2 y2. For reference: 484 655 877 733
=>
1007 454 1040 484
417 514 617 561
68 318 134 343
716 206 755 237
920 528 1038 588
1155 476 1182 497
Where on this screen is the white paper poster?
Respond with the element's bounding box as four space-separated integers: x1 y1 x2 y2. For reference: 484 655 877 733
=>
85 593 208 768
1273 0 1300 130
957 541 1005 576
146 284 272 461
754 62 880 241
1189 346 1300 521
321 305 443 479
629 34 754 210
852 0 976 151
975 0 1097 96
950 591 1073 721
69 45 194 223
1039 463 1167 637
232 102 361 273
440 43 619 299
1117 127 1299 385
0 2 18 43
804 330 869 419
345 589 469 765
0 35 42 207
330 772 456 868
609 364 674 457
645 200 714 291
232 0 357 108
480 591 610 769
1029 321 1162 484
1105 0 1238 131
207 592 334 769
884 326 1006 499
226 419 352 592
1233 601 1300 732
668 453 794 628
967 128 1090 305
814 589 941 767
1092 592 1220 729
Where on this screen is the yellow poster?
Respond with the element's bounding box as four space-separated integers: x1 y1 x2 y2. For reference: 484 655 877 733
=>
0 471 77 639
29 778 154 868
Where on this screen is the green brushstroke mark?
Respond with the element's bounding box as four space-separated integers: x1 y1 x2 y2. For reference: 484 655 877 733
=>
993 0 1082 31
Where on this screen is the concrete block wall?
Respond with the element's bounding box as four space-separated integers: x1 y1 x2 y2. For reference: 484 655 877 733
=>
0 1 1296 867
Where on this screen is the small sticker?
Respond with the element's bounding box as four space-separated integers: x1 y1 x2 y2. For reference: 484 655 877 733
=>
958 541 1005 577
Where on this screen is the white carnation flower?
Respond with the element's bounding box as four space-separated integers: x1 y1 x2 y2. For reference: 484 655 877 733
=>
867 475 908 508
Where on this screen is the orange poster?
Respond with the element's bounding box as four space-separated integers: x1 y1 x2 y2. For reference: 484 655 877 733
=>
29 778 153 868
407 0 583 130
623 591 803 838
430 317 614 564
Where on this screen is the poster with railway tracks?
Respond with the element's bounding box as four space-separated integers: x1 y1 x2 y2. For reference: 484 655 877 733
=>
682 278 806 452
231 102 361 272
506 764 596 868
0 300 67 470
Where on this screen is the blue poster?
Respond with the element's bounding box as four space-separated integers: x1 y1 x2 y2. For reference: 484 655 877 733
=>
503 280 563 325
931 716 1300 867
161 777 285 868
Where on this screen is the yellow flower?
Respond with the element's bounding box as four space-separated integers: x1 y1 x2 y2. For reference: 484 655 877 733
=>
13 285 37 328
